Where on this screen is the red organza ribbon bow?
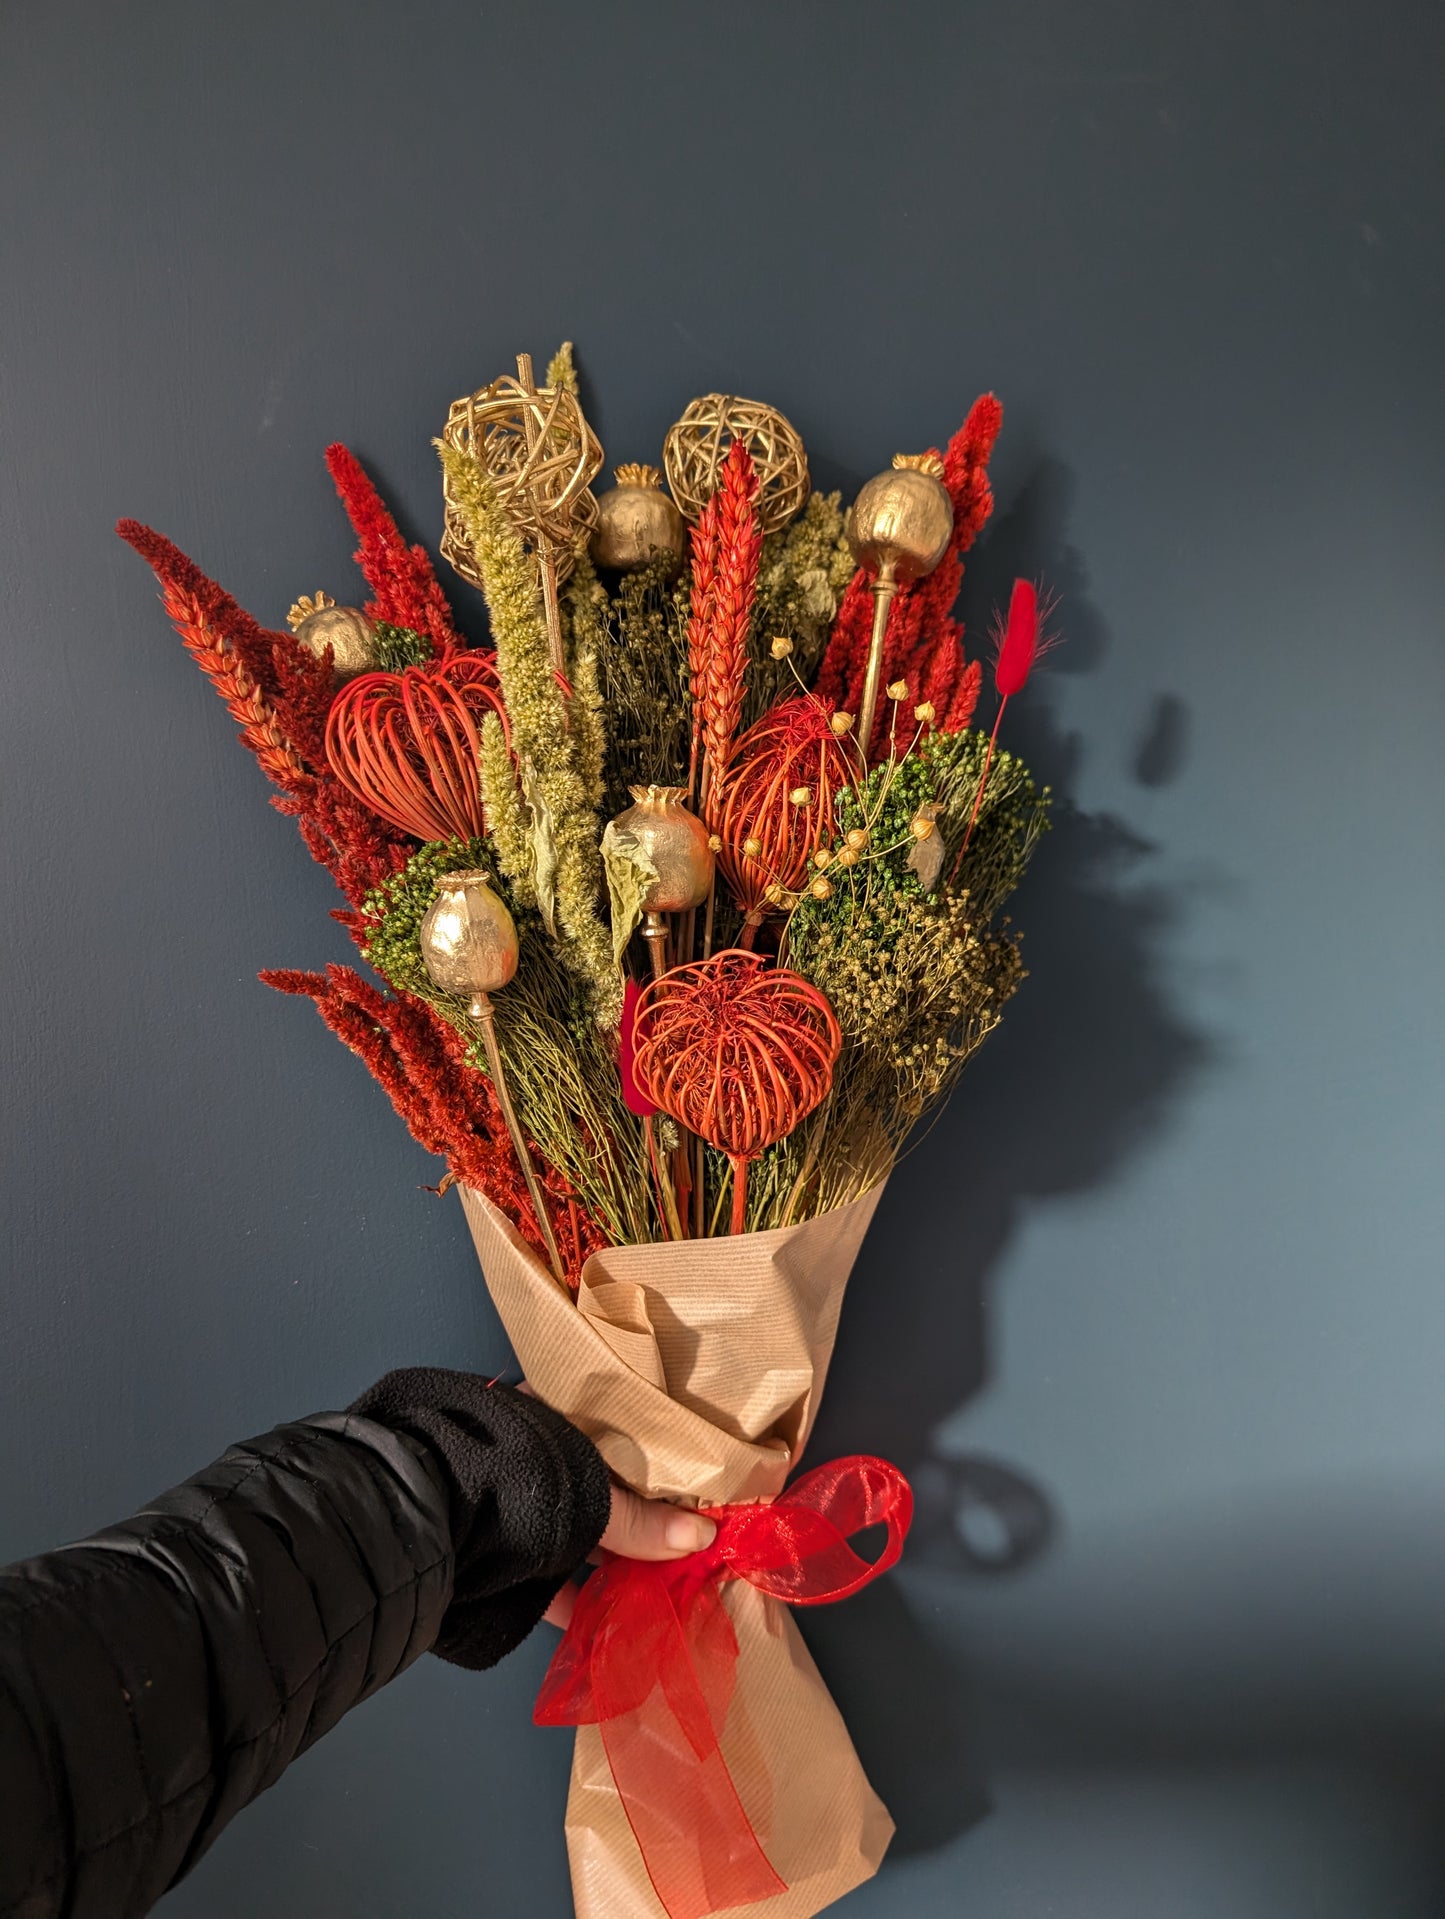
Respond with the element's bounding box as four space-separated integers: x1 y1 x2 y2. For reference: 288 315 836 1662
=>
534 1455 913 1919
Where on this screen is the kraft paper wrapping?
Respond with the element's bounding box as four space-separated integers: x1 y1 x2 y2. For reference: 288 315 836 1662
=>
459 1183 892 1919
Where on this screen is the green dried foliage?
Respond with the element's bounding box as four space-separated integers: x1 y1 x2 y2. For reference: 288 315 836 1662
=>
923 729 1052 921
545 340 579 396
799 886 1020 1131
478 710 535 908
577 555 693 814
600 818 658 965
370 620 434 671
744 491 856 725
361 840 655 1245
437 440 621 1027
360 836 491 993
568 623 609 812
752 734 1048 1223
808 728 1050 920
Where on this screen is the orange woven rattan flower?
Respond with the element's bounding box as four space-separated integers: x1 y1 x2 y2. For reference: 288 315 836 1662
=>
633 950 841 1233
325 654 507 844
711 696 853 938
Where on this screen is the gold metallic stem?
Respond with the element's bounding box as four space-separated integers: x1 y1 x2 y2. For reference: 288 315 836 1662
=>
470 991 566 1285
857 559 899 756
641 911 670 978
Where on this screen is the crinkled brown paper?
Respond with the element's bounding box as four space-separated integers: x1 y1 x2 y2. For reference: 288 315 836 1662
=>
460 1182 892 1919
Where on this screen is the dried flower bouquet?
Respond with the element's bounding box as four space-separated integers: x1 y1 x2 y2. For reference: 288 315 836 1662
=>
120 343 1052 1919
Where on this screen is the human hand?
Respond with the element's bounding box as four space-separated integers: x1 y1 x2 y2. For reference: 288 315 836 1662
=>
544 1483 716 1629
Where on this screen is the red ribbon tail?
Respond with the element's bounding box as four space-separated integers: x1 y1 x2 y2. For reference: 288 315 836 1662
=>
537 1560 784 1918
534 1456 913 1919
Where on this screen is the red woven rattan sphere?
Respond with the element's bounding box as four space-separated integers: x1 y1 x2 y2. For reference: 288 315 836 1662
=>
711 696 854 916
633 950 841 1162
326 653 507 844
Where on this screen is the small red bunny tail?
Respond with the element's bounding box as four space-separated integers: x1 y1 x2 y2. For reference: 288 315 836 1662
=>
957 581 1059 868
994 579 1039 697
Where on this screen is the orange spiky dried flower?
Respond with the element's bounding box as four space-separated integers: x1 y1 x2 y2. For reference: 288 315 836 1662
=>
325 654 508 845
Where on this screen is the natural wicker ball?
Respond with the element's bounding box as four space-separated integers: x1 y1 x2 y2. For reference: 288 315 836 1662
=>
440 372 602 591
663 394 809 534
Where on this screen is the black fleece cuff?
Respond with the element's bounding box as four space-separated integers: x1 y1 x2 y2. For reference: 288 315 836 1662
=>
349 1368 612 1670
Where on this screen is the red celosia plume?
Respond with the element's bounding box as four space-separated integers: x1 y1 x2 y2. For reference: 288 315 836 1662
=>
117 518 291 703
117 519 416 905
155 579 309 794
816 394 1003 760
258 963 605 1282
324 443 462 656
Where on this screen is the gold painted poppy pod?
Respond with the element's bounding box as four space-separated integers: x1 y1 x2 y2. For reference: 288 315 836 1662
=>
616 786 714 913
418 870 519 1014
846 452 954 751
611 785 713 976
591 465 687 574
287 593 382 684
419 870 565 1284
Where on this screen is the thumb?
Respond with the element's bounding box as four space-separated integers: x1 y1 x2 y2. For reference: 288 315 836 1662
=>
601 1484 717 1561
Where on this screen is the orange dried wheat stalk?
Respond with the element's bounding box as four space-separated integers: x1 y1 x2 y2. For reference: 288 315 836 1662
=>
688 439 761 812
161 579 308 789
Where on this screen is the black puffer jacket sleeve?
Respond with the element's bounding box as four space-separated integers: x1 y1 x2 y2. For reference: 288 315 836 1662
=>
0 1377 611 1919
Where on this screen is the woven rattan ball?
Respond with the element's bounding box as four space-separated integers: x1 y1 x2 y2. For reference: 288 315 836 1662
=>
440 369 602 590
663 394 809 534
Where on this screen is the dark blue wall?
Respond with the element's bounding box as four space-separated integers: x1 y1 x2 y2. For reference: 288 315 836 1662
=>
3 3 1443 1913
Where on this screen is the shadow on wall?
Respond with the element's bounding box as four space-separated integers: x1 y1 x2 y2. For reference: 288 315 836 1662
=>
801 458 1215 1858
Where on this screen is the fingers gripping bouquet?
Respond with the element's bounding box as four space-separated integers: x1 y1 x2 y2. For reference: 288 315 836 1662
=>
120 345 1052 1919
